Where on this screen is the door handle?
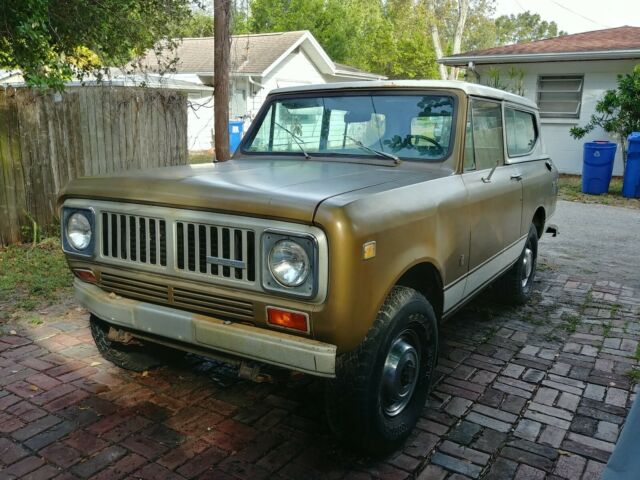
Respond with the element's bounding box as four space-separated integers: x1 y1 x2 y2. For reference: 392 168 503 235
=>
510 173 523 181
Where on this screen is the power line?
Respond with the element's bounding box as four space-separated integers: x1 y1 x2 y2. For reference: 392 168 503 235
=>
547 0 611 28
514 0 527 13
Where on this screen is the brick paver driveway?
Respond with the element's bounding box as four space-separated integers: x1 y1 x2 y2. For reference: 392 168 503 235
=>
2 203 639 479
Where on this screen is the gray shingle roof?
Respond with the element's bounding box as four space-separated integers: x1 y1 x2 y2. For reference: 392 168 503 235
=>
140 31 309 75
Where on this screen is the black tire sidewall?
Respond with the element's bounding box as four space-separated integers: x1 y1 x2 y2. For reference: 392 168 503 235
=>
367 296 438 445
89 315 168 372
518 225 539 297
500 224 539 304
328 287 439 454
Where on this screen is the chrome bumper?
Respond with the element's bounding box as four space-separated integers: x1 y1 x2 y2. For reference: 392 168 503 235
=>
74 279 336 377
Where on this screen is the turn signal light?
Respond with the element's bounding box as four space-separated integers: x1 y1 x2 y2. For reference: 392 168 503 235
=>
266 307 309 333
73 269 97 283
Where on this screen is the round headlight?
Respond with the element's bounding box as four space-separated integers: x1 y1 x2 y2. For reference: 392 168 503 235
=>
268 240 310 287
67 212 92 250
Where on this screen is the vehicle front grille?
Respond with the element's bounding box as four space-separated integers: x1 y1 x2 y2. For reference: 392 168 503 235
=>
176 221 256 282
100 272 255 322
101 212 167 267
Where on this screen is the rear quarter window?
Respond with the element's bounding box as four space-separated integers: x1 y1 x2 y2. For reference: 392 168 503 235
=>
505 108 538 157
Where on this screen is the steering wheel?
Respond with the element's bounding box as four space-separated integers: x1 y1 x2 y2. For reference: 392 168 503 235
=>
407 134 443 150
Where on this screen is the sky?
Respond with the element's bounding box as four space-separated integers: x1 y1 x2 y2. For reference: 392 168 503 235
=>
494 0 640 34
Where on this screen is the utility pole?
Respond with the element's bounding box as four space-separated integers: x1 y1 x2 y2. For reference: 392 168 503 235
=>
214 0 231 161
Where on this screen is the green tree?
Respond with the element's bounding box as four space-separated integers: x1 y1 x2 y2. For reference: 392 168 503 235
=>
249 0 356 62
428 0 496 78
180 12 215 37
495 11 567 45
0 0 195 89
247 0 438 79
570 66 640 171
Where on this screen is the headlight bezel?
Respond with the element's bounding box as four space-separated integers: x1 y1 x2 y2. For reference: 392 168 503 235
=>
262 230 318 299
61 207 95 257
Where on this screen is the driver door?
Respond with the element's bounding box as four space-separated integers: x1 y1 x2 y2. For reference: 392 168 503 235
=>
462 98 523 298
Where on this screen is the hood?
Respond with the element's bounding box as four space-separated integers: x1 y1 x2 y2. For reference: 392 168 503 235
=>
60 158 433 223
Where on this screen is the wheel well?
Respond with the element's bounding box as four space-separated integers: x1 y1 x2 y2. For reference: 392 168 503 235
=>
533 207 546 238
396 263 444 319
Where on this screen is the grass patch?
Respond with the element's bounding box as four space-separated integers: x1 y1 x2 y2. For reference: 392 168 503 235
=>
544 332 564 343
562 312 580 333
626 368 640 386
578 290 593 315
189 152 215 164
0 238 72 310
603 321 613 338
558 174 639 209
634 343 640 362
610 303 622 317
26 315 44 326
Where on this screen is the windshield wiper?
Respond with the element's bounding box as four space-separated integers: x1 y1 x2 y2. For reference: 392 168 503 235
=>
345 136 401 165
274 121 311 160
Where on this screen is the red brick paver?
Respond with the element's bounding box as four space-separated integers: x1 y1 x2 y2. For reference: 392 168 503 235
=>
1 268 639 479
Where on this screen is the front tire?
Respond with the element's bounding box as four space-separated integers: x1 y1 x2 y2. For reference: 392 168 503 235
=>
90 315 182 372
325 286 438 455
500 223 538 304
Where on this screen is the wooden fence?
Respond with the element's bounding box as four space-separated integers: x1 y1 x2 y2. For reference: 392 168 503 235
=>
0 86 188 245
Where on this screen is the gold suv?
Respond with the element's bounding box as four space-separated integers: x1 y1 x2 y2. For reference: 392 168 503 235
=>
60 80 558 453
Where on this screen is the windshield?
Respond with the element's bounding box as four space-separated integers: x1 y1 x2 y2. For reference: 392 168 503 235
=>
243 93 455 162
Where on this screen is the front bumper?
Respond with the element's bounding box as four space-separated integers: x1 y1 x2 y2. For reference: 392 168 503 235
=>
74 279 337 377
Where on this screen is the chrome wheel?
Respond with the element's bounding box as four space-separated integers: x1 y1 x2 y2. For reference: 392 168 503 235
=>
382 329 421 417
521 246 534 288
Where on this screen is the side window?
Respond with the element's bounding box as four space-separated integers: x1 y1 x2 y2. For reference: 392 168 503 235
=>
470 99 504 171
505 108 538 157
463 116 475 171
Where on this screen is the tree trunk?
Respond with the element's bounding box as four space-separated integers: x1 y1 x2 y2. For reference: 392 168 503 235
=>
214 0 231 161
427 3 448 80
448 0 469 80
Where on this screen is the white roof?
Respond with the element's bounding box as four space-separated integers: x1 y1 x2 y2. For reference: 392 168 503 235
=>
271 80 538 109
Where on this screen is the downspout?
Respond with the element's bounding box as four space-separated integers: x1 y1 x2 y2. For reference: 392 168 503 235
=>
467 61 481 83
248 75 265 89
247 76 266 120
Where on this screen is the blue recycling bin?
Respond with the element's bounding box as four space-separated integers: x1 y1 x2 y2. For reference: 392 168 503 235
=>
228 120 244 154
622 132 640 198
582 141 617 195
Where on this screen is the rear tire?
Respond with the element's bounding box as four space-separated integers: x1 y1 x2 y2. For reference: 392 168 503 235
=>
90 315 183 372
500 223 538 305
325 286 438 455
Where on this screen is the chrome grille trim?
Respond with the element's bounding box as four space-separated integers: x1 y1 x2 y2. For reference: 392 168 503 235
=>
176 222 255 282
62 199 329 302
99 272 255 322
101 212 167 267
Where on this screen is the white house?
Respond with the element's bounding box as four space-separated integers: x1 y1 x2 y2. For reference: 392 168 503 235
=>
139 31 385 151
439 26 640 175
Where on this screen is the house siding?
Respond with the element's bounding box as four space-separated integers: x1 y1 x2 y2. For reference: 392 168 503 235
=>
248 50 327 118
474 59 639 175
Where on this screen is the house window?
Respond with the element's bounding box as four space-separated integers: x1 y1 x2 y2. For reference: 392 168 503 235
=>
537 75 583 119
